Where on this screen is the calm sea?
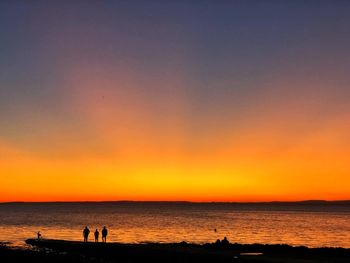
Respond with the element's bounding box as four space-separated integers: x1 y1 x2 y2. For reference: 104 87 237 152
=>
0 202 349 248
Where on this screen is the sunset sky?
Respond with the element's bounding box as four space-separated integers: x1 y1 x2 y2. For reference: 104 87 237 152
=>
1 1 350 202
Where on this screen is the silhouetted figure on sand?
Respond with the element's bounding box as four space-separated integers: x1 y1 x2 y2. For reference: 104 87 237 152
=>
83 226 90 243
214 236 230 248
37 231 42 240
102 226 108 243
221 236 229 246
94 229 99 243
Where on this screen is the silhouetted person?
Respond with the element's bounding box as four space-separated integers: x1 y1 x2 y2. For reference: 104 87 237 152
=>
214 228 217 232
102 226 108 243
221 236 229 246
37 231 42 240
83 226 90 243
94 229 99 243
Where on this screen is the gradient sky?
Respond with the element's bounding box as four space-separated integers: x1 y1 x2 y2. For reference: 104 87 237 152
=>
1 1 350 202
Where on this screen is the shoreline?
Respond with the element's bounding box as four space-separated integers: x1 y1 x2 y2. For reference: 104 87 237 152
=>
2 239 350 263
3 238 350 250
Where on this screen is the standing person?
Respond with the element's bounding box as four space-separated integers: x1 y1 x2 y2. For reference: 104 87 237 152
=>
83 226 90 243
94 229 99 243
102 226 108 243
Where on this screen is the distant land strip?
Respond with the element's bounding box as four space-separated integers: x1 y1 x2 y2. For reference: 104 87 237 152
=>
1 200 350 205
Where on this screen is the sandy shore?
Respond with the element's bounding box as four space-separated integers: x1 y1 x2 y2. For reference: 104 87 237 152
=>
0 239 349 263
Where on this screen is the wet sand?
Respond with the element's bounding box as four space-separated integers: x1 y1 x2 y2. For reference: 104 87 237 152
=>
1 239 349 263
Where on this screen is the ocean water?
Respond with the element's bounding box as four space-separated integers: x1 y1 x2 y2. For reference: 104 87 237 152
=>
0 202 349 248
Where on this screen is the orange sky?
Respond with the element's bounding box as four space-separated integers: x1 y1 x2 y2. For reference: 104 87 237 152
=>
1 103 350 203
1 2 350 202
1 65 350 202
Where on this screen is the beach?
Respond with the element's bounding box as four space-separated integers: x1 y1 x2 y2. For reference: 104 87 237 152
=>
1 239 350 263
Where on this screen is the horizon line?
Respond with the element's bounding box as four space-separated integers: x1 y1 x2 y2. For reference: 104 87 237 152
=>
1 199 350 204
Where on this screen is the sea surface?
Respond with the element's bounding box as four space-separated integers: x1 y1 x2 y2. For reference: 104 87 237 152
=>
0 202 349 248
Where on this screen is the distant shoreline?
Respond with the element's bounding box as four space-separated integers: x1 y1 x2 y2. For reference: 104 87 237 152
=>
1 200 350 205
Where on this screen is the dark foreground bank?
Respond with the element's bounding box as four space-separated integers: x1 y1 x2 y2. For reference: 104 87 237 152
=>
1 239 349 263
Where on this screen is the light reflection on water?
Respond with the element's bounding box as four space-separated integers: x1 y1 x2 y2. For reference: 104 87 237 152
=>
0 203 349 248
